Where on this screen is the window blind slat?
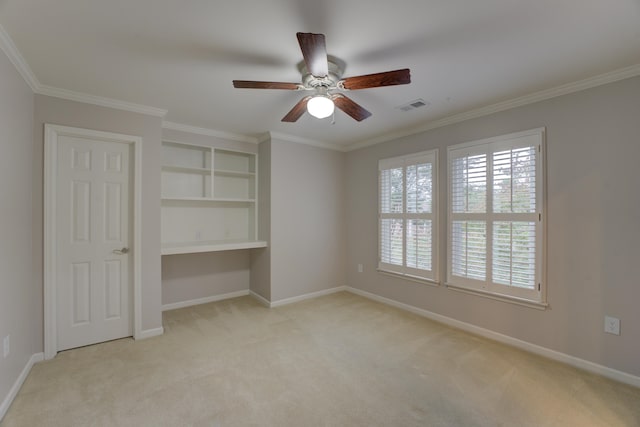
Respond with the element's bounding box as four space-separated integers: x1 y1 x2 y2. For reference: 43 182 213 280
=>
406 219 432 270
451 154 487 214
407 163 432 214
492 221 536 289
380 167 403 214
493 147 536 214
451 220 486 280
380 218 403 266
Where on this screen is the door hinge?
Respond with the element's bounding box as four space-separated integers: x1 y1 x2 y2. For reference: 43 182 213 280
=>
539 213 542 221
538 283 541 291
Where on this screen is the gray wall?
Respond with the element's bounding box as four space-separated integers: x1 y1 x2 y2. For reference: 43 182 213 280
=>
161 128 257 306
346 76 640 376
162 251 250 304
270 138 346 301
0 46 38 411
34 95 164 332
250 140 272 301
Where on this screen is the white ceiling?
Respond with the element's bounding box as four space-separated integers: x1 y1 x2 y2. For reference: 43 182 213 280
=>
1 0 639 148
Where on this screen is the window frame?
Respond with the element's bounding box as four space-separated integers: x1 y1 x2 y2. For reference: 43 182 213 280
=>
446 128 546 306
378 149 439 284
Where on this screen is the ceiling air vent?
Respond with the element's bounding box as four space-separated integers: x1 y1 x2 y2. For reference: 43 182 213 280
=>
396 98 429 112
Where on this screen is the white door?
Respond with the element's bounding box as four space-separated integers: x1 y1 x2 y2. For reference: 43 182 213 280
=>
56 135 133 351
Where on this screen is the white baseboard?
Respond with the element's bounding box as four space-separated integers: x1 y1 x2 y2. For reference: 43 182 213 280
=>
249 290 271 307
0 352 44 421
136 327 164 340
270 286 347 307
346 287 640 388
249 286 347 308
162 290 250 311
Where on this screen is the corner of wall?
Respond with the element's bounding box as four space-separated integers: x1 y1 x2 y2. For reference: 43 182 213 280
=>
250 139 272 301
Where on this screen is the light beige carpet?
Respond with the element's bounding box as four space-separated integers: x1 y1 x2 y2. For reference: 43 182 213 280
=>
2 292 639 426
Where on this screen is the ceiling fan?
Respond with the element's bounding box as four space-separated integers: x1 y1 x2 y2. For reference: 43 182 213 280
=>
232 32 411 122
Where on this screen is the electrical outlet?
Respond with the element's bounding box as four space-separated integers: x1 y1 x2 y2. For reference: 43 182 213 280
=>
604 316 620 335
3 335 9 358
358 264 363 273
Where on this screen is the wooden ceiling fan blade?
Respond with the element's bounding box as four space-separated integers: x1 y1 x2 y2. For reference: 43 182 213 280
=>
282 96 312 122
332 94 372 121
340 68 411 90
297 32 328 78
233 80 300 90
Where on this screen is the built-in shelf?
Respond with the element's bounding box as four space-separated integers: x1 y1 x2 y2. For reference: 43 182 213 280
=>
161 197 256 203
214 169 255 178
162 165 211 175
161 141 263 254
162 239 267 255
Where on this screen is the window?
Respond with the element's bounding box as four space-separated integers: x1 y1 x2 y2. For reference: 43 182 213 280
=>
447 128 545 304
379 150 438 282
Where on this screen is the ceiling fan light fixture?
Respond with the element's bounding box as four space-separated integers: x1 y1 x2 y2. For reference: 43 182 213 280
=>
307 95 334 119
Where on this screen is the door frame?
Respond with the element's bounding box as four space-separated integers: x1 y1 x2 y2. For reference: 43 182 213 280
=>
44 124 143 360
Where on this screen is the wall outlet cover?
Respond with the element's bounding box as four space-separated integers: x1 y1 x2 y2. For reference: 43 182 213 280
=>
3 335 9 358
604 316 620 335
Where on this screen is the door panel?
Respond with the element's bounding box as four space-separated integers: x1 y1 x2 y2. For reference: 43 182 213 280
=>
104 260 122 319
104 182 122 241
57 136 132 351
72 180 91 242
71 262 91 326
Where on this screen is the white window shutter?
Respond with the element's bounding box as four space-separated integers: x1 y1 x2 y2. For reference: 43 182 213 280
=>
379 150 438 281
447 129 544 303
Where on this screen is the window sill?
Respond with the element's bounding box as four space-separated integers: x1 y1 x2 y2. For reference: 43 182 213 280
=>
445 283 548 310
377 269 440 287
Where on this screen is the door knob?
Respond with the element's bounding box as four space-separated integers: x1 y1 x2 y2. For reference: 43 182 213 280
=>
113 247 129 255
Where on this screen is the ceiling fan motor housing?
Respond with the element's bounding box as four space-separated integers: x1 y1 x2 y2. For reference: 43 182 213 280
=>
298 57 345 90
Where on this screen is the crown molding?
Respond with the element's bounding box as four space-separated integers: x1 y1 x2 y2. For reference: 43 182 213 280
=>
162 121 258 144
38 85 167 117
0 24 40 92
1 23 168 117
346 63 640 152
256 133 272 144
268 131 347 152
